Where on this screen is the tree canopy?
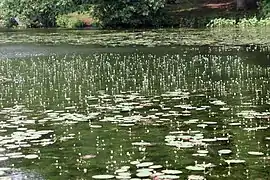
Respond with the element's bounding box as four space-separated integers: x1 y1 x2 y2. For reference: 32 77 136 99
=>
0 0 269 28
91 0 166 27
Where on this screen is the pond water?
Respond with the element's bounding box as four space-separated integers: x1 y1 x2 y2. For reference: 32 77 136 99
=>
0 29 270 180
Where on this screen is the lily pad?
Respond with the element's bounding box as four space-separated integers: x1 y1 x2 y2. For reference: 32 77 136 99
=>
149 165 163 169
25 154 39 159
186 166 205 171
136 168 153 172
136 171 152 178
0 157 9 161
136 162 154 168
161 170 183 174
188 175 205 180
248 151 264 156
224 159 246 164
218 149 232 155
92 175 115 179
157 175 180 179
90 125 102 128
132 142 152 146
197 150 208 154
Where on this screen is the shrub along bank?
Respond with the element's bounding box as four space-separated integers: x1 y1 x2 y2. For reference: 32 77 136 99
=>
1 0 270 29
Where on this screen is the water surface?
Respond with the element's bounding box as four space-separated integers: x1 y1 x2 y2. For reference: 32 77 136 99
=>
0 29 270 180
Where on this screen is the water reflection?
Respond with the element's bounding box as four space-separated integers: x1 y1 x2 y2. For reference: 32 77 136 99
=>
0 46 269 179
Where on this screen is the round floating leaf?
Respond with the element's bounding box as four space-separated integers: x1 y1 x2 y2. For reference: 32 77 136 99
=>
203 121 217 125
136 168 153 172
224 159 245 164
132 142 152 146
192 153 207 157
220 107 230 111
25 154 39 159
119 124 135 127
81 154 96 159
0 157 9 161
149 165 163 169
248 151 264 156
0 148 5 152
115 169 127 173
218 149 232 155
130 160 140 165
188 175 205 180
90 125 102 128
121 166 130 170
9 153 25 159
217 137 229 141
136 171 152 178
186 166 205 171
0 171 5 176
201 138 217 142
161 169 183 174
116 175 131 179
197 150 208 154
157 175 180 179
92 175 115 179
228 122 241 126
177 142 194 148
117 172 131 177
0 168 11 171
211 100 226 106
136 162 154 168
197 124 208 128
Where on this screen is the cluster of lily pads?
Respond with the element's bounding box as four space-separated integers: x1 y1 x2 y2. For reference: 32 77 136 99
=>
83 89 269 179
1 28 270 47
0 46 269 179
0 76 12 84
92 160 206 179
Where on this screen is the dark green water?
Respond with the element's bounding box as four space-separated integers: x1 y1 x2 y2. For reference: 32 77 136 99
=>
0 30 270 180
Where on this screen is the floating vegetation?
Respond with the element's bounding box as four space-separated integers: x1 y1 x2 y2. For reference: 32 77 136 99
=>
157 175 180 179
136 162 154 168
161 169 183 175
0 76 12 84
24 154 39 159
224 160 246 164
218 149 232 155
0 28 270 47
188 175 205 180
136 171 152 178
248 151 264 156
0 40 270 180
92 175 115 179
131 141 152 146
186 166 205 171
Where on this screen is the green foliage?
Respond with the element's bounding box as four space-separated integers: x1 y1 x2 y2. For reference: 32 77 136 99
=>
261 0 270 17
0 0 78 27
207 17 270 28
91 0 167 28
207 18 236 28
56 14 85 28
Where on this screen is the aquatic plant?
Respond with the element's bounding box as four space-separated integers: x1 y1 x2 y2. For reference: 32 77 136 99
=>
207 17 270 28
0 43 269 179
